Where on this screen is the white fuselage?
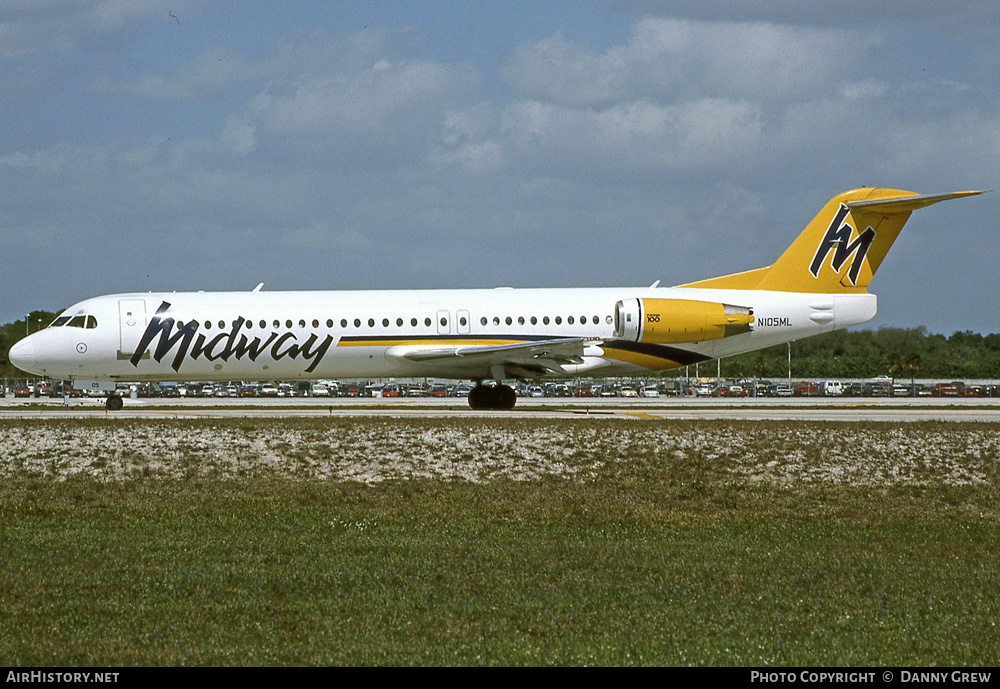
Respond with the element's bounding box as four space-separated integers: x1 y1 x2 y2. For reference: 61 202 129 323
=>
10 286 877 384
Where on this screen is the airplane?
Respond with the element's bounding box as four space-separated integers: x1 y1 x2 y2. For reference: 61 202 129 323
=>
8 187 983 411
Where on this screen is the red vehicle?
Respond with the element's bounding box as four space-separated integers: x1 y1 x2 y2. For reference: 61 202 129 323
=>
934 381 964 397
713 385 748 397
793 381 819 396
13 385 31 398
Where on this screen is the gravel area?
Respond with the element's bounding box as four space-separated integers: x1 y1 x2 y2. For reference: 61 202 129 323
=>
0 420 994 486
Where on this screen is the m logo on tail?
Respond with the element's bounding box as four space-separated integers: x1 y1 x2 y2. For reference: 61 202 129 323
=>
808 204 876 286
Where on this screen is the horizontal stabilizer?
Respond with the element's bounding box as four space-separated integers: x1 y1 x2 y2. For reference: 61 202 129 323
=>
845 190 985 213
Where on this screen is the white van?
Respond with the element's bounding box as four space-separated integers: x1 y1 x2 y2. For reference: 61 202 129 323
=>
822 380 843 396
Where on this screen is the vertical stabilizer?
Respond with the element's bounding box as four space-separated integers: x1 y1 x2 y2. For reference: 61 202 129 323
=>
684 188 983 292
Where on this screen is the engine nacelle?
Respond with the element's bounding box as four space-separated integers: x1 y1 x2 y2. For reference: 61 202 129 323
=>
614 298 754 344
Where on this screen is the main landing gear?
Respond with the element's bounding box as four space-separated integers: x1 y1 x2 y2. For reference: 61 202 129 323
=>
468 382 517 411
105 395 124 411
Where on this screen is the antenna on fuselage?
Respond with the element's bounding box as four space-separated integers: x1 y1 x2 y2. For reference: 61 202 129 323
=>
252 283 264 293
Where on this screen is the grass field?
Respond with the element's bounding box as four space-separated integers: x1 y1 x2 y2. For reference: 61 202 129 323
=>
1 418 998 666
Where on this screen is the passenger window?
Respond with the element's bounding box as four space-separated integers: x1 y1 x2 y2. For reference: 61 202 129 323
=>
543 316 550 325
555 316 562 325
397 317 404 327
382 318 389 327
480 317 487 326
341 319 348 328
424 317 432 327
286 320 293 328
411 318 418 327
368 318 375 328
530 316 537 325
260 320 266 329
568 316 575 325
459 316 467 326
518 316 525 325
354 318 361 328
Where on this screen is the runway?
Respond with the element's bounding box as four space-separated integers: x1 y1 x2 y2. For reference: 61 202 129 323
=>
3 395 1000 422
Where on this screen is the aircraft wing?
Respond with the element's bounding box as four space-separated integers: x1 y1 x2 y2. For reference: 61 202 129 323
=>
386 337 604 377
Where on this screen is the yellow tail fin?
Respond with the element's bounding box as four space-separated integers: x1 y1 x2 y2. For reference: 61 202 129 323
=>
683 188 984 293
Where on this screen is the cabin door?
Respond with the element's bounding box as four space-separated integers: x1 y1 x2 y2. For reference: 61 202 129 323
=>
118 299 147 357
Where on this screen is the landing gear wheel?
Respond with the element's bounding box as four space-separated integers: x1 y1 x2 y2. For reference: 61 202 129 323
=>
469 384 489 410
468 384 517 411
105 395 124 411
494 384 516 410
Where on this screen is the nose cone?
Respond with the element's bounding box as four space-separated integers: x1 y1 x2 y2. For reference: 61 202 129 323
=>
8 337 37 374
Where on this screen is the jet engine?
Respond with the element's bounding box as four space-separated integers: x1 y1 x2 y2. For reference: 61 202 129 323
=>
613 298 753 344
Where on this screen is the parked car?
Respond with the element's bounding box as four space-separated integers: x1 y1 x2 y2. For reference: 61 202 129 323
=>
310 383 331 397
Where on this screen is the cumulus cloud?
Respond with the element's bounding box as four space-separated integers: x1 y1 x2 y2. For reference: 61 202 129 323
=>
499 98 762 176
220 116 256 156
502 16 869 106
0 0 176 59
249 58 474 138
91 46 245 99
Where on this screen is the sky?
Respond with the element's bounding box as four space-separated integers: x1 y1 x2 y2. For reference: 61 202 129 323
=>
2 0 997 334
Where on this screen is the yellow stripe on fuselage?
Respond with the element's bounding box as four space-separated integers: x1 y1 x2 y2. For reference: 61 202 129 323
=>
336 337 529 348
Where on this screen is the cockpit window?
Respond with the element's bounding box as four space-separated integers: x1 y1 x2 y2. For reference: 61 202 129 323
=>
49 310 96 329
